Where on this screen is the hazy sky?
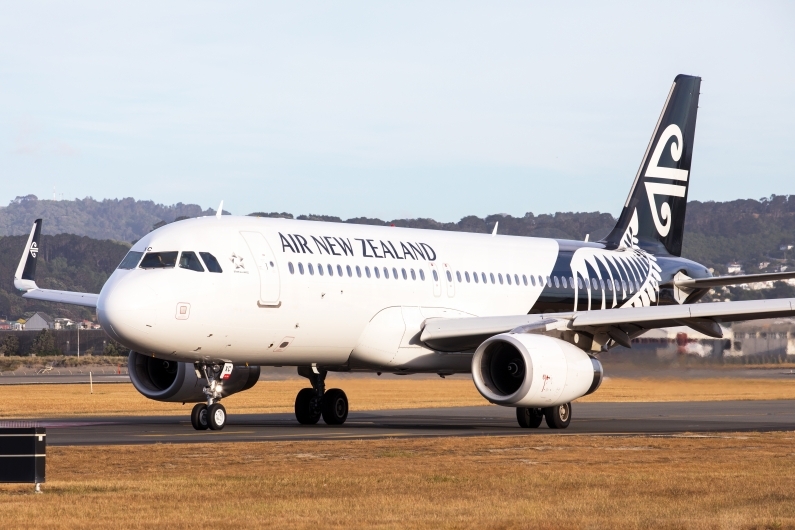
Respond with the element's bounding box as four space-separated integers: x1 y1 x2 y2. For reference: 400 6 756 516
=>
1 2 793 221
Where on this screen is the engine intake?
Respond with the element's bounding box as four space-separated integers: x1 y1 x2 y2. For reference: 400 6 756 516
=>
472 334 602 407
128 351 260 403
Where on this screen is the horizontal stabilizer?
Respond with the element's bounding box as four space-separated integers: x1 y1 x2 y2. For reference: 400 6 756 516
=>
669 271 795 289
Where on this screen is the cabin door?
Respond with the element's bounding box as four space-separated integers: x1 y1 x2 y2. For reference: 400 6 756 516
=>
241 231 281 306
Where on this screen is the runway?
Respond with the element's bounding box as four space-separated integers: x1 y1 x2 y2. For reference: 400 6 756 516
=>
8 400 795 446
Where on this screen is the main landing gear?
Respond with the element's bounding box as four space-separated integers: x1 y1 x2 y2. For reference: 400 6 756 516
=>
190 362 229 431
516 402 572 429
294 366 349 425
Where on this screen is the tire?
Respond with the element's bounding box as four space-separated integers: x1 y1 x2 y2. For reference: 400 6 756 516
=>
321 388 348 425
295 388 321 425
516 407 544 428
191 403 209 430
544 403 572 429
208 403 227 430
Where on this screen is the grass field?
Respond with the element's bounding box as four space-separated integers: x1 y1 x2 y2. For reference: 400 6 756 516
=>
3 376 795 418
2 433 795 528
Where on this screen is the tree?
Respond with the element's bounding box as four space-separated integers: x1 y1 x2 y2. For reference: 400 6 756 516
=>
0 335 19 356
29 329 58 356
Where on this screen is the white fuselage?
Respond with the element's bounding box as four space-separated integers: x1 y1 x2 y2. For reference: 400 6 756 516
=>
98 215 579 372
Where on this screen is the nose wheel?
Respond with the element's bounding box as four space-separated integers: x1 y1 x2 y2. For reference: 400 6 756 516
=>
189 362 231 431
294 367 349 426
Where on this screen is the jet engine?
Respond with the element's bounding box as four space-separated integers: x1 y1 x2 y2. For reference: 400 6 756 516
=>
471 334 602 407
128 351 260 403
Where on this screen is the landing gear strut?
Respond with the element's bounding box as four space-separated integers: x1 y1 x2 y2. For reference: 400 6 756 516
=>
295 366 349 425
190 362 230 431
516 403 572 429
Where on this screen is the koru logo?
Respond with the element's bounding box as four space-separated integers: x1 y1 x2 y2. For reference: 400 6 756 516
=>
229 252 245 269
29 241 38 259
644 123 689 237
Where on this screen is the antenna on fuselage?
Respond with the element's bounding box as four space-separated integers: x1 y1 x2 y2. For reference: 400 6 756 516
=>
584 234 589 242
216 200 224 219
491 222 498 237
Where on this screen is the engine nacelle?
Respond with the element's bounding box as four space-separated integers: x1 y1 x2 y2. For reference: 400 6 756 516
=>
128 351 260 403
472 334 602 407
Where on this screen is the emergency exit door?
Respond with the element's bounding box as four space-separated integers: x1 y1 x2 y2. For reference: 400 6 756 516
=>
241 231 281 306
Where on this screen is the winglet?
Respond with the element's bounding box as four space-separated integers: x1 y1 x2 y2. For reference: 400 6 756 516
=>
216 200 224 219
14 219 42 292
492 222 498 236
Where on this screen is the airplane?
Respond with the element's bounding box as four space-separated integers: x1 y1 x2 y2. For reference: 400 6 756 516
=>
14 74 795 432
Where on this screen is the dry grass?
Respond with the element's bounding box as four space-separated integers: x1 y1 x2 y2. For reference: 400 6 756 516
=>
3 376 795 419
2 433 795 528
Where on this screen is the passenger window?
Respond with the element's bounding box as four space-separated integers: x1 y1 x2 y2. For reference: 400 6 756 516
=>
621 279 627 291
288 262 295 274
599 278 605 290
539 275 545 286
515 274 520 286
499 273 504 285
337 265 343 276
384 267 390 279
118 251 143 270
446 270 452 282
298 263 305 275
432 270 439 282
473 272 479 284
318 263 324 276
578 278 584 289
402 268 408 280
198 252 223 273
456 271 462 283
506 274 511 285
346 265 352 277
420 269 425 281
356 265 361 278
554 276 560 288
530 275 535 286
140 251 178 269
393 267 398 280
375 267 381 279
490 273 495 284
411 269 416 280
465 271 470 283
591 278 598 290
308 263 315 275
179 251 205 272
561 277 567 288
545 276 551 287
607 279 613 291
365 266 371 278
569 277 574 288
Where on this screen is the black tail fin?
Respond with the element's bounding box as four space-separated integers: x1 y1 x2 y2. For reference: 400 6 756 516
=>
601 74 701 256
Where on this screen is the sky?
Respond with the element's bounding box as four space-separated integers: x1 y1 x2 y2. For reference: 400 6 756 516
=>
1 1 793 221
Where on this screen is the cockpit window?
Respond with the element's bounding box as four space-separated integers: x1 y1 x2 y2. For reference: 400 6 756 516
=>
179 252 205 272
117 251 143 270
199 252 223 273
139 251 178 269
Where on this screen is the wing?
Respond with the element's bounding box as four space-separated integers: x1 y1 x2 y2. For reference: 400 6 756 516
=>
13 219 99 308
420 298 795 352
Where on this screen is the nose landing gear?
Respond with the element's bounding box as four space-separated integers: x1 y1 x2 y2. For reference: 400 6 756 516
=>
190 362 230 431
294 366 349 426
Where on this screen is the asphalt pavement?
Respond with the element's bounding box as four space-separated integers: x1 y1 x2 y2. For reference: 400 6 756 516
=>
6 400 794 446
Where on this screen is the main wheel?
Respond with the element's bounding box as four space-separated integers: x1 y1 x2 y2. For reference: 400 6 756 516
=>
516 407 544 428
544 403 572 429
191 403 209 431
322 388 348 425
208 403 227 430
295 388 321 425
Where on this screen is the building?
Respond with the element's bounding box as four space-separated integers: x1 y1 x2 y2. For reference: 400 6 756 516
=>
25 312 54 331
727 262 743 275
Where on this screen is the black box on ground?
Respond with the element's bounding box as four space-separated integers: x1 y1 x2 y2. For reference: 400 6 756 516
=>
0 428 46 483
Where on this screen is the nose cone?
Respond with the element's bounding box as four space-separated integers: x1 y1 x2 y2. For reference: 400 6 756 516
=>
97 271 166 352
